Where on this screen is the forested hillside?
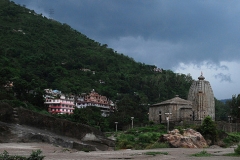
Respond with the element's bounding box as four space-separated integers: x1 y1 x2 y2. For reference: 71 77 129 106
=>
0 0 195 128
0 0 192 103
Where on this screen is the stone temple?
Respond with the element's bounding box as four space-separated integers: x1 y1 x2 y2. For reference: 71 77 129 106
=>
149 72 215 123
187 73 215 121
149 95 193 123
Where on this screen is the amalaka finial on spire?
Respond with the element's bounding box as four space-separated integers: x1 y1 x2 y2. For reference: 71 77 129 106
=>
198 71 205 80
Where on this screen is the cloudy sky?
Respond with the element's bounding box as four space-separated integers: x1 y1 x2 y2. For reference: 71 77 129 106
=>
12 0 240 100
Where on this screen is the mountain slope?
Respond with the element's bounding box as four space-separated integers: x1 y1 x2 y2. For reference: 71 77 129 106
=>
0 0 193 107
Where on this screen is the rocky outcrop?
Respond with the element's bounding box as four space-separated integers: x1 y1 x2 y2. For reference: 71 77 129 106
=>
0 104 115 151
159 129 208 148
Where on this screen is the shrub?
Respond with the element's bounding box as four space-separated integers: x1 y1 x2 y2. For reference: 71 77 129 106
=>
138 132 160 143
234 144 240 155
28 149 45 160
125 125 166 134
191 150 212 157
118 134 135 141
0 150 45 160
138 133 152 143
223 132 240 146
198 116 217 144
116 134 135 149
115 125 167 150
175 126 184 135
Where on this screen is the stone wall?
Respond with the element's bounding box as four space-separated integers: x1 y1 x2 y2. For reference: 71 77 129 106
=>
0 104 115 150
176 120 240 133
216 121 240 133
17 107 102 140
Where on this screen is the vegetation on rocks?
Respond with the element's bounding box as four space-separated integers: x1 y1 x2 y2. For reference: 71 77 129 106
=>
234 144 240 155
114 124 168 150
223 132 240 147
0 150 45 160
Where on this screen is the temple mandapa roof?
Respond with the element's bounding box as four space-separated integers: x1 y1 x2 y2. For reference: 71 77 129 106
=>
152 95 192 106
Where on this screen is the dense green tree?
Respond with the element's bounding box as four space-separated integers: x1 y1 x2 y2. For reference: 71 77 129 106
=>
215 98 229 121
225 94 240 122
69 106 109 131
199 116 217 144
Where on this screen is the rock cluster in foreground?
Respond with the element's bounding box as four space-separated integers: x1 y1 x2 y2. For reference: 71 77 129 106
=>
159 128 208 148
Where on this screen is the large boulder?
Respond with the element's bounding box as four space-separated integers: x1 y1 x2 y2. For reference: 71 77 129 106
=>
158 129 208 148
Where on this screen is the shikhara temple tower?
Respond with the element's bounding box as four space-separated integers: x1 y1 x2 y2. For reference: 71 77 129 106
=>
187 72 215 121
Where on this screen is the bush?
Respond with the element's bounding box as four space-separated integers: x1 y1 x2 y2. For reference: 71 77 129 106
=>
125 125 166 135
28 149 45 160
0 150 45 160
175 126 184 135
223 132 240 146
115 125 166 150
116 134 135 149
191 150 212 157
234 144 240 155
198 116 217 144
138 133 153 143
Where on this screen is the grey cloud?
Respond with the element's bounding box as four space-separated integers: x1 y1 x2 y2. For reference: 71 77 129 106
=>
214 73 232 82
12 0 240 69
205 62 229 71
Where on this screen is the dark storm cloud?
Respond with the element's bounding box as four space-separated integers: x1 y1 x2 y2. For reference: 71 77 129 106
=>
11 0 240 99
12 0 240 68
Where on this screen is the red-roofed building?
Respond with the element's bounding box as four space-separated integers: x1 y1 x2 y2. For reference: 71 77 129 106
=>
76 89 115 117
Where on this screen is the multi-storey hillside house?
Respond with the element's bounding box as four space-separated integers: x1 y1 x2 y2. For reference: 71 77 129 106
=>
44 89 115 116
76 89 115 117
44 89 75 114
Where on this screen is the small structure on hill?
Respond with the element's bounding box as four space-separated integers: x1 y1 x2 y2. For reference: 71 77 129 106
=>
44 90 75 115
76 89 115 117
187 73 215 121
149 95 192 123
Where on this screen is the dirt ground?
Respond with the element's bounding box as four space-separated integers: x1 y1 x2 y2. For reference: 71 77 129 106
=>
0 143 239 160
